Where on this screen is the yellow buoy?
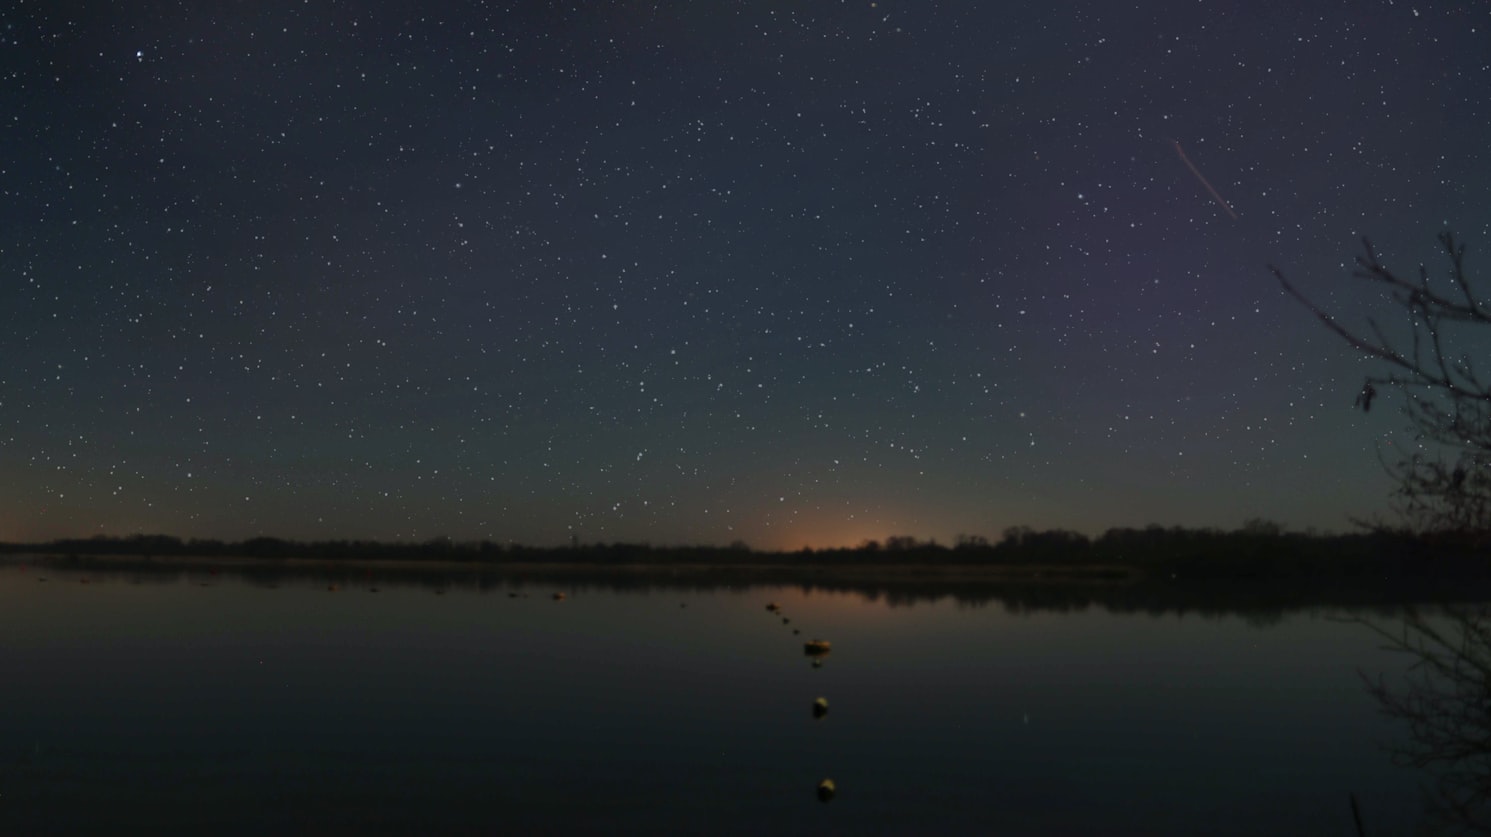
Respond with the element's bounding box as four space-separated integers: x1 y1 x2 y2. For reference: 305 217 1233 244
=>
817 778 836 802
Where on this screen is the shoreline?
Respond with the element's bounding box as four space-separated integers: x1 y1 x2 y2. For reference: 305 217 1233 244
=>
14 551 1491 612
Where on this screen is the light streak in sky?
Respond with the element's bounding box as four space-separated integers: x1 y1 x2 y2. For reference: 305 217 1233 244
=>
1170 139 1239 220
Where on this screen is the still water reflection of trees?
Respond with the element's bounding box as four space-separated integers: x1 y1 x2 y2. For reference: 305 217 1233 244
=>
16 554 1491 831
12 553 1491 622
1356 608 1491 834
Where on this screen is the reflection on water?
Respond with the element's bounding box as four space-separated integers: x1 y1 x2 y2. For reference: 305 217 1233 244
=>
13 552 1491 617
0 555 1475 835
1354 607 1491 834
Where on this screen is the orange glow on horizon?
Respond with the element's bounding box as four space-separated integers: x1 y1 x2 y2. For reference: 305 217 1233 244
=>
759 520 900 553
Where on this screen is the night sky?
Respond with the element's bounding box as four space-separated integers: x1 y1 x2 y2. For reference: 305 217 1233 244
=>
3 2 1487 549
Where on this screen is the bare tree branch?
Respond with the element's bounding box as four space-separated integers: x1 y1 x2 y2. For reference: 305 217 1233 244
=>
1272 233 1491 542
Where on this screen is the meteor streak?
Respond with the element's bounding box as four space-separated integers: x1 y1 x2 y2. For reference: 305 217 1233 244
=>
1170 139 1238 220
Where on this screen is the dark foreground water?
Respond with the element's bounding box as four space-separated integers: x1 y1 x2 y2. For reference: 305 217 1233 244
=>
0 557 1468 835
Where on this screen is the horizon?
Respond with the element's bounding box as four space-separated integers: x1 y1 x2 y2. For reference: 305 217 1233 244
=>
1 517 1361 555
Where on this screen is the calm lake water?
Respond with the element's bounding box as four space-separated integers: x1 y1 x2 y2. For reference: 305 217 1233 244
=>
0 556 1470 835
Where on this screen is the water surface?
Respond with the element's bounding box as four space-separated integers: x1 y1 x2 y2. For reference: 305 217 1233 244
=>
0 557 1449 834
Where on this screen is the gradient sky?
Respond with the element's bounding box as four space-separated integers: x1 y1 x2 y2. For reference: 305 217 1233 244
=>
3 2 1487 549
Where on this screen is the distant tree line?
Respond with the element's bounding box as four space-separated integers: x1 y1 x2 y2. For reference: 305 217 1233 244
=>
0 521 1482 580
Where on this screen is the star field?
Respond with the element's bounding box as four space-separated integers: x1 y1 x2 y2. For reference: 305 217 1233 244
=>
2 2 1488 548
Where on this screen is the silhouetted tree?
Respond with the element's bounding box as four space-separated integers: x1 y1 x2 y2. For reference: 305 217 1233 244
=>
1239 517 1285 537
1273 233 1491 542
1000 526 1034 548
955 534 991 550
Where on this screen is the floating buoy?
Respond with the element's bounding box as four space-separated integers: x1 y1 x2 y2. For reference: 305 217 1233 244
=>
782 617 790 624
552 592 566 601
327 583 339 592
817 779 836 802
792 629 800 635
812 697 829 719
811 658 823 669
803 639 831 656
766 602 781 612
